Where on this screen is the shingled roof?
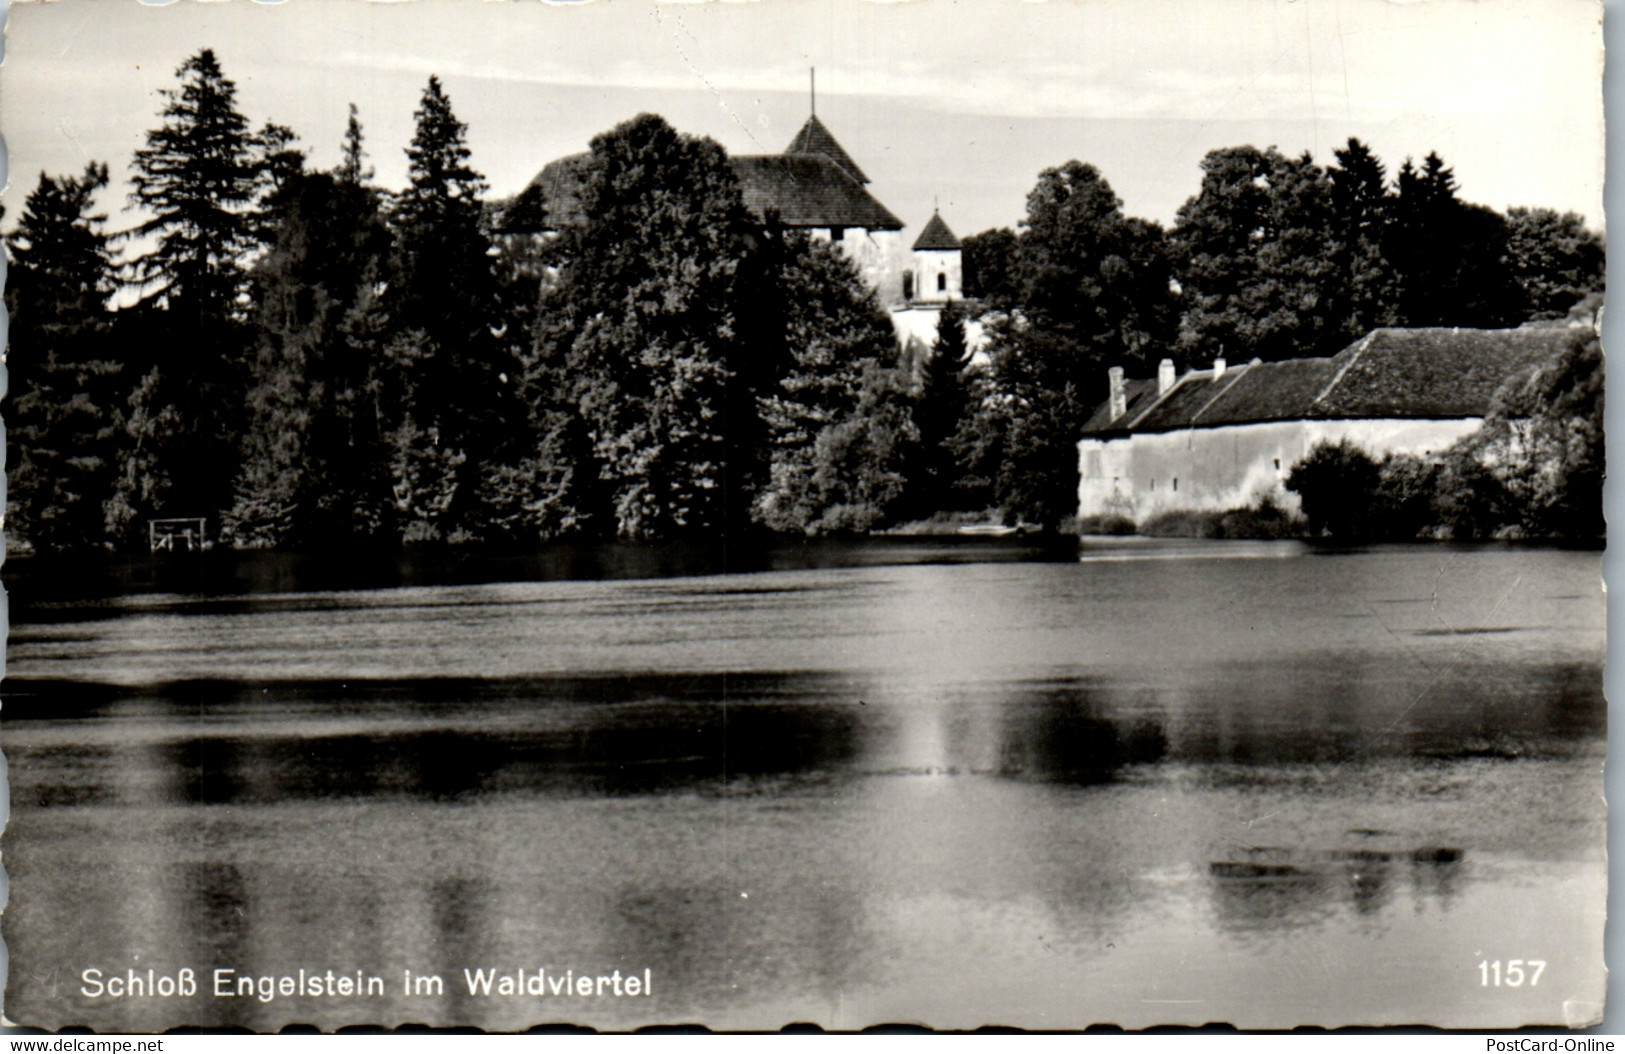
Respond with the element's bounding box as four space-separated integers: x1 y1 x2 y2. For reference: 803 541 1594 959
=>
1133 364 1252 431
1080 377 1159 433
1084 326 1577 436
1310 327 1567 419
501 153 592 231
912 211 961 251
731 154 903 230
1197 356 1338 426
502 128 902 234
784 114 869 183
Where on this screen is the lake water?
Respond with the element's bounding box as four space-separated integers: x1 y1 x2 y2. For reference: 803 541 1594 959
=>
2 541 1606 1030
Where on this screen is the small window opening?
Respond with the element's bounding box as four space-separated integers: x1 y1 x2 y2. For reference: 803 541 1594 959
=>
1149 479 1156 491
1273 458 1281 471
937 272 947 292
1172 478 1179 492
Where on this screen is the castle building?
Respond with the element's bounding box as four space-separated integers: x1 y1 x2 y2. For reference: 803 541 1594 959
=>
504 109 976 355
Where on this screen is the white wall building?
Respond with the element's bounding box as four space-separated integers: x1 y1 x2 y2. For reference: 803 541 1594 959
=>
1076 326 1579 524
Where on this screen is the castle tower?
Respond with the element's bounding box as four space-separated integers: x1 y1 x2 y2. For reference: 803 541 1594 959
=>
911 210 962 303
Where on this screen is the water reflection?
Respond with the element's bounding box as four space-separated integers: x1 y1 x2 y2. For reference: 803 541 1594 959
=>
1207 844 1465 941
3 536 1078 619
3 548 1606 1030
994 695 1167 782
5 653 1600 811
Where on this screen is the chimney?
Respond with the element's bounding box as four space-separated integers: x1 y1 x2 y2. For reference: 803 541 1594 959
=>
1108 366 1126 420
1157 358 1176 395
1212 356 1227 381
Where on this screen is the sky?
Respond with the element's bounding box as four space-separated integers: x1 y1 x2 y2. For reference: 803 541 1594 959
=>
0 0 1606 245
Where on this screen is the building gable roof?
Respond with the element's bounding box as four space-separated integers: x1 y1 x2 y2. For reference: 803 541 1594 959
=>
731 154 903 230
1080 377 1159 433
1308 327 1567 419
1194 356 1338 426
1132 365 1251 430
501 152 592 231
912 211 961 251
1083 326 1577 437
502 148 902 234
784 114 869 183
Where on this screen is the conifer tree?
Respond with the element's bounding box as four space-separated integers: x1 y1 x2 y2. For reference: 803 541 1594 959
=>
382 76 508 540
1327 138 1400 342
1385 152 1521 327
126 48 262 327
6 164 124 552
116 49 268 536
337 103 374 185
909 299 973 514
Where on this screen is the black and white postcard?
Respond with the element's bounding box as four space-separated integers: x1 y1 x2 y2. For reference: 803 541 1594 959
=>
0 0 1607 1032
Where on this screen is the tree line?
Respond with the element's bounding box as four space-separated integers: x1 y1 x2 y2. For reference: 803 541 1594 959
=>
958 146 1603 526
6 49 1603 553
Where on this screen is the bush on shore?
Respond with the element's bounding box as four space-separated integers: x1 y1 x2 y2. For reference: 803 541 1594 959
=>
1279 330 1602 543
1137 499 1302 540
1076 513 1137 536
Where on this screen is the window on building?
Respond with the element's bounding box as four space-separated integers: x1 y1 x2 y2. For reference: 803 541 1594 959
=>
937 272 947 292
902 271 914 300
830 226 845 241
1273 458 1281 471
1172 478 1179 492
1149 479 1156 491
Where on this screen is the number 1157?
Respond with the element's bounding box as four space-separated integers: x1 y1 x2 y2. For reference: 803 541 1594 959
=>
1479 960 1546 987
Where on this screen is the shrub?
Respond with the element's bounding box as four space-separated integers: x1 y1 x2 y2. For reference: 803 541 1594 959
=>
1140 510 1223 538
1431 455 1515 539
1285 439 1381 537
1215 498 1301 539
1372 453 1442 539
1077 513 1137 536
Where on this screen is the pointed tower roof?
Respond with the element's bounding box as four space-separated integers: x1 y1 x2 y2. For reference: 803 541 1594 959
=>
784 114 869 184
912 210 961 251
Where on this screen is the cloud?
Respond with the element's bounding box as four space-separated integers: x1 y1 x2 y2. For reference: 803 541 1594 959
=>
306 0 1587 128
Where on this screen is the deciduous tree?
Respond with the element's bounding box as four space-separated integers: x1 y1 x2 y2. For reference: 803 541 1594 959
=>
758 232 904 533
984 161 1174 527
1172 146 1341 364
548 113 761 539
1504 207 1605 320
224 170 396 548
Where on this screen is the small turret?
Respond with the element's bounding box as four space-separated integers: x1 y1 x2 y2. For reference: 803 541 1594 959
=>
910 210 962 303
